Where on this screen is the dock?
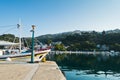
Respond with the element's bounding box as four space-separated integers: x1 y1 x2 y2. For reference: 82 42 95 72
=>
0 61 66 80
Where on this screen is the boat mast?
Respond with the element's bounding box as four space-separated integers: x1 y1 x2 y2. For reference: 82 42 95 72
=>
17 19 21 53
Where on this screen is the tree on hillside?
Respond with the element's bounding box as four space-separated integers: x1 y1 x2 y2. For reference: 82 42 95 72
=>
54 44 66 51
0 34 17 42
47 40 52 46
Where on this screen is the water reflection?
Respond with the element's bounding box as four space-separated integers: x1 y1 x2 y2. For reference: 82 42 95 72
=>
47 53 120 80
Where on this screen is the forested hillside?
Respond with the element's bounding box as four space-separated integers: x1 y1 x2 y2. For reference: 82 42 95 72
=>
0 34 18 42
37 30 120 51
1 29 120 51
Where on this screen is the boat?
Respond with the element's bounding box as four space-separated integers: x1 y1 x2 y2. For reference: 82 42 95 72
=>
0 40 51 61
0 23 51 61
0 48 50 61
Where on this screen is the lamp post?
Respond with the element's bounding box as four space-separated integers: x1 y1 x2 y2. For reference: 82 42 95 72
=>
31 25 35 63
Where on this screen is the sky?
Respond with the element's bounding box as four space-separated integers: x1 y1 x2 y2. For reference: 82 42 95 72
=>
0 0 120 37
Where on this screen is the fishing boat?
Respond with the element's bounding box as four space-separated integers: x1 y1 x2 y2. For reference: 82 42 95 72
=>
0 40 51 62
0 48 50 62
0 23 51 61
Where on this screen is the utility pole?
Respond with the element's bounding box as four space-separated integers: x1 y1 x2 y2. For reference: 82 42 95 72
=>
31 25 35 63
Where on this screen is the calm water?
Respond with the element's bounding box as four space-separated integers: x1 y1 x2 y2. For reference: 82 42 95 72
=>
47 53 120 80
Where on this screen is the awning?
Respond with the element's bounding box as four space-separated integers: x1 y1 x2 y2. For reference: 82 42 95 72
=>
0 41 19 46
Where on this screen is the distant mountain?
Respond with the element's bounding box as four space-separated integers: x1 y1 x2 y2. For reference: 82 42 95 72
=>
36 30 96 43
37 30 92 38
35 29 120 51
106 29 120 34
36 29 120 43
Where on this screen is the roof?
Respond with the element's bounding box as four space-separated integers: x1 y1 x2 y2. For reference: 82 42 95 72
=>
0 41 19 46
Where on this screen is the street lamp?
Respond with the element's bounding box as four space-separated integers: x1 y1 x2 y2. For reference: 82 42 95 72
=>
31 25 35 63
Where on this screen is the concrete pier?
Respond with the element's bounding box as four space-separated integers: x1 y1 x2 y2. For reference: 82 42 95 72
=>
0 61 66 80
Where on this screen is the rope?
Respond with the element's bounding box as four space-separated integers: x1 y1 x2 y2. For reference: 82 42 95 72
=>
10 37 17 50
0 25 16 28
2 27 17 34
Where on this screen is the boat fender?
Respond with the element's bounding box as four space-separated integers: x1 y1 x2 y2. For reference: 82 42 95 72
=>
6 57 12 61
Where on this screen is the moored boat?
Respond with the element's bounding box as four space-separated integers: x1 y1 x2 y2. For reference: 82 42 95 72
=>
0 40 51 61
0 23 51 61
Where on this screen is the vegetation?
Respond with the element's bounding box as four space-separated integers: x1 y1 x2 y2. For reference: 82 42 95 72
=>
0 34 19 42
54 44 66 51
2 29 120 51
37 30 120 51
0 34 32 47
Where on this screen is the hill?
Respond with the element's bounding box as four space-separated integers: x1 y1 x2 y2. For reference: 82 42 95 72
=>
1 29 120 51
36 29 120 51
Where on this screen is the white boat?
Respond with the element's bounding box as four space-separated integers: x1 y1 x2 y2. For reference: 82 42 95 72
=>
0 23 51 61
0 40 51 61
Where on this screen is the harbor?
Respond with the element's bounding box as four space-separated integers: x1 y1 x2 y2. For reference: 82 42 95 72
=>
0 61 66 80
1 0 120 80
47 53 120 80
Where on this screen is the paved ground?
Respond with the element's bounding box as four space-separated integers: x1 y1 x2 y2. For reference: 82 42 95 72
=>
0 61 66 80
32 61 66 80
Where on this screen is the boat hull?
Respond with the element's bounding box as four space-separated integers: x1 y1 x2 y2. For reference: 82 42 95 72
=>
0 49 51 61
